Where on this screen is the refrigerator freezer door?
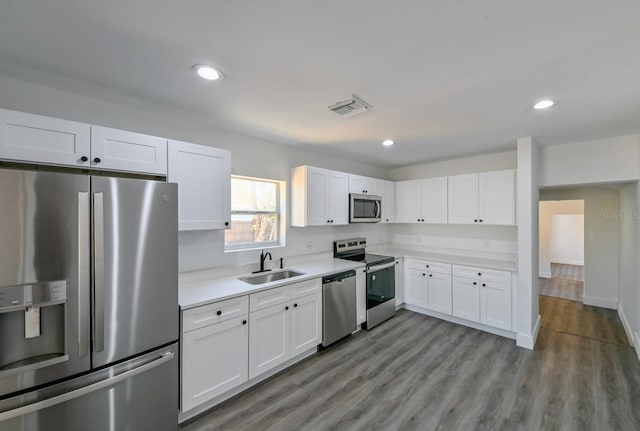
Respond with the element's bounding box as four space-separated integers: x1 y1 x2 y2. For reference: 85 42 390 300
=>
0 342 179 431
0 168 91 397
91 177 178 367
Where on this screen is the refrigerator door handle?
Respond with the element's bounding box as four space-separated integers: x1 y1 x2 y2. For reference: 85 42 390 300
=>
78 192 90 357
93 192 105 353
0 351 174 422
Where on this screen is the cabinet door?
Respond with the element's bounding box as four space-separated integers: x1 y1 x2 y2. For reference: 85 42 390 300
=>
395 180 422 223
427 273 452 314
356 268 367 325
394 259 404 306
91 126 167 175
480 282 512 330
362 176 379 195
380 180 396 223
301 166 328 226
249 304 290 379
168 140 231 230
181 317 249 412
328 170 349 225
405 268 428 308
452 277 480 322
421 177 448 224
290 293 322 356
0 108 91 167
479 169 515 225
448 173 479 224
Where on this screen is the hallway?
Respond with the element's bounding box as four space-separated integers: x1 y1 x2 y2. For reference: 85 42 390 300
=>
539 263 584 302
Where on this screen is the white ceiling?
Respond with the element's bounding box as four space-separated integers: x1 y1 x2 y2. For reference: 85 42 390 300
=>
1 1 640 168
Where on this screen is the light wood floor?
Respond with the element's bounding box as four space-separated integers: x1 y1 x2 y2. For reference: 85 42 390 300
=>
182 298 640 431
539 263 584 302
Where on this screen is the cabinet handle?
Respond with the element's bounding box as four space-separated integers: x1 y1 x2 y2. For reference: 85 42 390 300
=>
93 157 101 163
426 265 429 268
422 273 426 276
294 303 298 308
473 282 477 285
331 220 334 223
285 306 289 310
80 156 88 162
224 222 229 226
242 320 247 325
477 272 482 276
429 274 433 277
482 283 486 287
479 219 484 223
417 219 420 222
474 219 478 223
386 219 389 222
216 310 222 316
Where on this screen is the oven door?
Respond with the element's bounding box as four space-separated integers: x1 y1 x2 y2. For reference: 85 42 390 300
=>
366 262 395 309
349 194 381 223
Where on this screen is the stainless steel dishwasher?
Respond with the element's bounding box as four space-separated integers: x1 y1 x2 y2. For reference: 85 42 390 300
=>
322 269 357 347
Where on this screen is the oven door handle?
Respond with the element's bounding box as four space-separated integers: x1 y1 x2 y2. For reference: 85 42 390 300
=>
367 261 396 271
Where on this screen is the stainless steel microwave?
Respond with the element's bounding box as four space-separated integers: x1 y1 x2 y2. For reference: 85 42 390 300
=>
349 193 382 223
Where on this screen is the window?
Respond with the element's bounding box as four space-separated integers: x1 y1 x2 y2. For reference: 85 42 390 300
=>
224 176 284 251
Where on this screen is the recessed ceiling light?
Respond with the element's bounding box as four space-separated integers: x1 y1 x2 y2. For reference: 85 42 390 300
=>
192 64 224 81
533 100 555 110
382 139 394 147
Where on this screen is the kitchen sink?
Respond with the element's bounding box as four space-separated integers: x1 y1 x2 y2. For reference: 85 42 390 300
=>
239 270 306 285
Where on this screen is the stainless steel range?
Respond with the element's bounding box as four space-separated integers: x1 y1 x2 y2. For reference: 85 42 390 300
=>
334 238 396 330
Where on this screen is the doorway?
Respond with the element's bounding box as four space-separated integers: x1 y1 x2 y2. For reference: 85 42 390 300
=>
538 200 585 302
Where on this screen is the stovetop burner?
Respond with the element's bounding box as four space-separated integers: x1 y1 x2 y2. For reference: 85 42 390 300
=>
334 238 394 266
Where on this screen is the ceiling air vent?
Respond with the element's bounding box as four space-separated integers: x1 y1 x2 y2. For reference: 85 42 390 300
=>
328 95 371 117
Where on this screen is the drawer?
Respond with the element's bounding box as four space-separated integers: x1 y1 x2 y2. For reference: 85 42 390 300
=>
250 285 290 312
406 259 451 275
183 296 249 333
289 278 321 299
452 265 511 284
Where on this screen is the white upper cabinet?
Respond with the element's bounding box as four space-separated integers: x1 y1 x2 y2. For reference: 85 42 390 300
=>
91 126 167 175
348 174 379 195
168 140 231 231
478 169 516 225
0 108 91 167
291 165 348 226
379 179 396 223
396 177 447 223
0 109 169 175
448 170 515 225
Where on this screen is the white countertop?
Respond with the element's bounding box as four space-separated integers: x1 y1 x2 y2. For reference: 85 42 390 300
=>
179 258 364 310
377 247 517 272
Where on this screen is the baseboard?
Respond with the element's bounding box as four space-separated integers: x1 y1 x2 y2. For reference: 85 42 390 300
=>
618 304 635 346
516 314 541 350
582 295 617 310
538 271 551 279
550 259 584 266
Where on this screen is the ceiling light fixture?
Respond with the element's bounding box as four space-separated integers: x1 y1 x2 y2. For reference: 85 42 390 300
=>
533 100 555 110
192 64 224 81
382 139 394 147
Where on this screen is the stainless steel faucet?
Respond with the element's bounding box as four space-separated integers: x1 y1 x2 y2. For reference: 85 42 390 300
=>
255 250 272 273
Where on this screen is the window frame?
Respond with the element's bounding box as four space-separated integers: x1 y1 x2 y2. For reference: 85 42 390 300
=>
224 175 286 252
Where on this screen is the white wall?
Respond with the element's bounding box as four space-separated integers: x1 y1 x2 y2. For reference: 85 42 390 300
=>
388 150 516 181
539 134 640 187
549 215 584 266
540 188 620 309
618 182 640 357
0 74 391 272
538 200 584 277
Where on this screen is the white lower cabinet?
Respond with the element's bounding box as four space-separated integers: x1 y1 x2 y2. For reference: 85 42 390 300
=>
427 272 453 314
406 268 429 308
249 283 322 379
249 303 290 379
452 265 511 330
181 315 249 412
452 276 480 322
405 259 452 314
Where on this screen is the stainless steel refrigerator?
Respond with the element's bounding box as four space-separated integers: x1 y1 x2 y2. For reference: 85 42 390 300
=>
0 167 179 430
